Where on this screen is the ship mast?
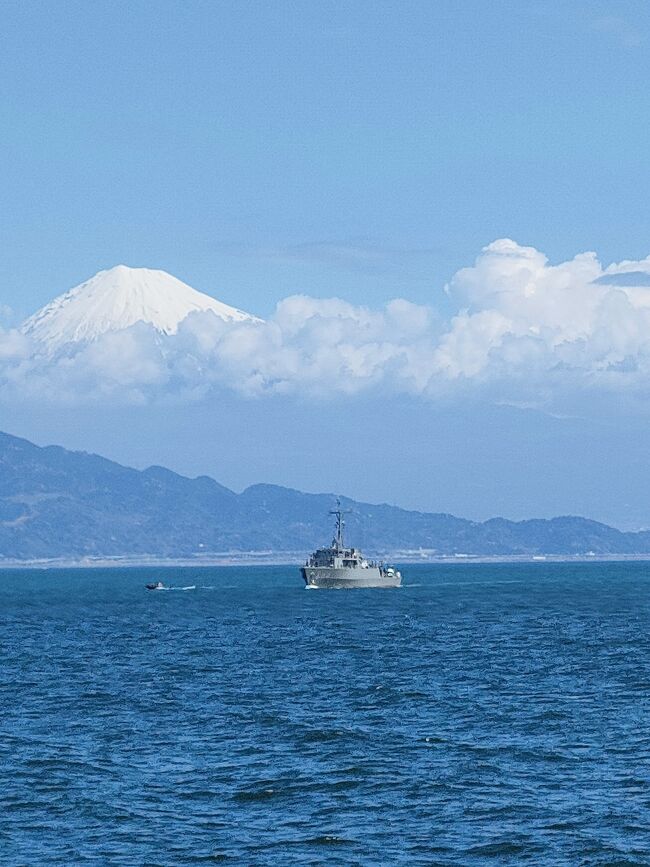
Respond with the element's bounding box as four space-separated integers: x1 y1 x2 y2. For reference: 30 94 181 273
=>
330 498 345 551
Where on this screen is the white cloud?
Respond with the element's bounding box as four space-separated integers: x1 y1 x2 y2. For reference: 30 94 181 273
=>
7 239 650 405
437 239 650 391
0 327 29 361
173 296 439 398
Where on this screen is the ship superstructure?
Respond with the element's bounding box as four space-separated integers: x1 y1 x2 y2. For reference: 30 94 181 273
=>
301 500 401 589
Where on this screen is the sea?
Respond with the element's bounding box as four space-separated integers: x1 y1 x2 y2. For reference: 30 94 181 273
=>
2 561 650 865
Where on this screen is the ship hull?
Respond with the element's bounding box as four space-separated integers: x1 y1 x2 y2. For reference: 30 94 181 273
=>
301 566 401 589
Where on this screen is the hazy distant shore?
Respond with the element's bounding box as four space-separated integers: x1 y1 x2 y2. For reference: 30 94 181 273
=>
3 552 650 570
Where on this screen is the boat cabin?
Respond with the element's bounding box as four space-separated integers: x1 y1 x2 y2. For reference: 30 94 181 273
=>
307 545 370 569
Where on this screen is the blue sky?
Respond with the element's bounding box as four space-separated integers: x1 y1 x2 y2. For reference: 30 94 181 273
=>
3 1 650 528
3 0 650 316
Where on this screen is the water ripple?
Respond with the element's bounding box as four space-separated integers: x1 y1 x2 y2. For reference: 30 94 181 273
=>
3 561 650 864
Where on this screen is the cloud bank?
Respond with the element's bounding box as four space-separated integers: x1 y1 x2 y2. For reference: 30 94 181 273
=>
6 238 650 405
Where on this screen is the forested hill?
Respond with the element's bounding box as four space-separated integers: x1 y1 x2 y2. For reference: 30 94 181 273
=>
1 431 649 560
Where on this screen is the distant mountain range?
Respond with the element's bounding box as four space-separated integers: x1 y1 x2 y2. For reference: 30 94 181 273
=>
1 430 650 562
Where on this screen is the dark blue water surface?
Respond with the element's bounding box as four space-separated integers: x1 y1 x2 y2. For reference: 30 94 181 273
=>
3 562 650 865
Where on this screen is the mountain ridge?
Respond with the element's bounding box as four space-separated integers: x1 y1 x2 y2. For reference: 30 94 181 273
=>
1 430 650 561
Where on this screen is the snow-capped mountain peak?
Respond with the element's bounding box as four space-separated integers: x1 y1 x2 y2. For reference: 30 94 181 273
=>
22 265 259 351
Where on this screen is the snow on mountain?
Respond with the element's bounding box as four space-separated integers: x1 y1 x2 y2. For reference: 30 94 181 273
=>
22 265 260 351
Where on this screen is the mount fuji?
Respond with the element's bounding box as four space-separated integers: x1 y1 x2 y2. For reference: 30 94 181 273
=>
22 265 260 353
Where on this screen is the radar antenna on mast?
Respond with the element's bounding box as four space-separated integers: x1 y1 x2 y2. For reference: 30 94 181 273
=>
330 497 347 551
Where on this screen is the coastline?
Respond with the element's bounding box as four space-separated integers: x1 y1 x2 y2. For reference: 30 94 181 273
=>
3 551 650 569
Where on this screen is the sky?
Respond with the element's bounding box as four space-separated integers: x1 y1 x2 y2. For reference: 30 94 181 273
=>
3 0 650 528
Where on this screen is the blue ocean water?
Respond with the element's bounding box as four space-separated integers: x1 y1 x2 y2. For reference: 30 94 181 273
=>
2 562 650 865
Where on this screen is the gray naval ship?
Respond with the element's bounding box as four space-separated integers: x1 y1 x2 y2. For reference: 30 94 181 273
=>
301 500 402 589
